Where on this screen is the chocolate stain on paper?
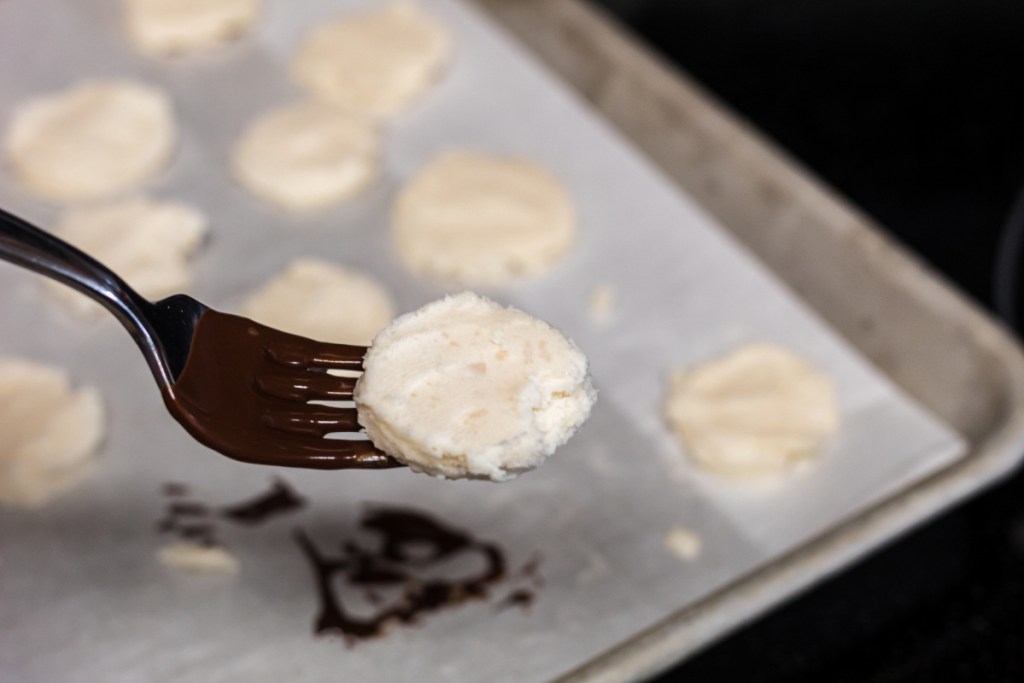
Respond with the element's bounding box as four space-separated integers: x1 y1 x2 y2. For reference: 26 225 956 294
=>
155 481 541 644
295 507 528 644
220 477 306 525
156 485 217 547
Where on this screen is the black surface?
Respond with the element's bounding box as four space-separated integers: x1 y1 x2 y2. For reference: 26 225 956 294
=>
586 1 1024 681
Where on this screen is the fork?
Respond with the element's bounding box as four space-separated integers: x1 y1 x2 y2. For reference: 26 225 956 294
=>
0 207 401 470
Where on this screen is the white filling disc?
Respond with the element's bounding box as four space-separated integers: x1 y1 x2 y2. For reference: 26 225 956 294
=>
123 0 262 56
232 100 380 211
3 80 175 203
0 359 105 508
242 258 395 345
355 292 596 481
292 1 451 117
393 151 577 285
665 344 840 478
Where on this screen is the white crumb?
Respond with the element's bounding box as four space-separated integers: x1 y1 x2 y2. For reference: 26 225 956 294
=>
664 527 702 561
158 543 240 574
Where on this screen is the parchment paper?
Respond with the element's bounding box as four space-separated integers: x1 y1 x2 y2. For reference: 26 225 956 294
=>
0 1 964 681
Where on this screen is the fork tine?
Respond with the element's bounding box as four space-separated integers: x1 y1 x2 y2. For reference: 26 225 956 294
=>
283 442 403 470
265 340 367 370
262 406 361 437
254 373 358 402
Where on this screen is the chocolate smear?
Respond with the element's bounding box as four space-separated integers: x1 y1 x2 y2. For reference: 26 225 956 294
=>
221 478 306 526
497 589 536 611
156 486 221 548
294 506 508 645
162 482 189 497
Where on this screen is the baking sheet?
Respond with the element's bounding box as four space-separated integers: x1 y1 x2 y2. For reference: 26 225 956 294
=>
0 1 964 681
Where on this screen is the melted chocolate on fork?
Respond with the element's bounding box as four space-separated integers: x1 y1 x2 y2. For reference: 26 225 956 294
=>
162 311 402 470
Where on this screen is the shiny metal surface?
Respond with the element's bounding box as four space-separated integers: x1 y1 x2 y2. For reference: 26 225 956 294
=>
0 208 392 469
0 207 204 389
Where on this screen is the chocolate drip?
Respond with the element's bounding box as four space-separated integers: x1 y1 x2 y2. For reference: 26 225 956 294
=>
364 508 474 563
497 589 535 611
156 486 220 548
520 553 542 578
177 523 217 546
294 507 508 644
519 552 545 588
153 481 540 642
341 541 408 585
169 502 208 517
162 482 189 497
221 478 306 525
294 531 392 641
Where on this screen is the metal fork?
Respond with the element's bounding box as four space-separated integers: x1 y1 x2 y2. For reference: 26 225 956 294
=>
0 207 401 470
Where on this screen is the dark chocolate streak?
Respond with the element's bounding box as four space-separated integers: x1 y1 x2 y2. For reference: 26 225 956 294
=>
497 589 535 611
162 311 402 470
156 491 218 547
294 507 508 644
519 553 545 588
162 482 189 497
169 502 208 517
177 523 217 546
221 478 306 525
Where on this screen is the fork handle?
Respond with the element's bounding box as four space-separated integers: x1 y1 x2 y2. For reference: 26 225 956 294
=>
0 207 161 366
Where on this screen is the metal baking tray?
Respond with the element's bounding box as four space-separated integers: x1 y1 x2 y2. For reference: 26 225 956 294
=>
0 1 1021 682
476 0 1024 680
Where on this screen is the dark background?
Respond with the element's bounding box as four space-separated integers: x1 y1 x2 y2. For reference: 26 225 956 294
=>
586 1 1024 681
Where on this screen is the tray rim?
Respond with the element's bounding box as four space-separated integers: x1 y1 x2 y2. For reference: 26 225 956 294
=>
471 1 1024 681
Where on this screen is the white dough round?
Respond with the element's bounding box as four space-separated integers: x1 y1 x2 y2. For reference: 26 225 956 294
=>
0 359 105 508
355 292 596 481
232 101 380 211
3 80 175 202
242 258 395 345
123 0 261 56
48 197 207 316
393 152 577 285
292 1 451 117
665 344 839 479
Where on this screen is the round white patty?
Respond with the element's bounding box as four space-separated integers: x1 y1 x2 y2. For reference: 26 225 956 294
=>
242 258 395 345
3 80 175 203
665 344 839 478
355 292 596 481
393 151 577 285
123 0 262 56
48 197 207 316
292 1 451 117
0 358 105 508
232 101 380 211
